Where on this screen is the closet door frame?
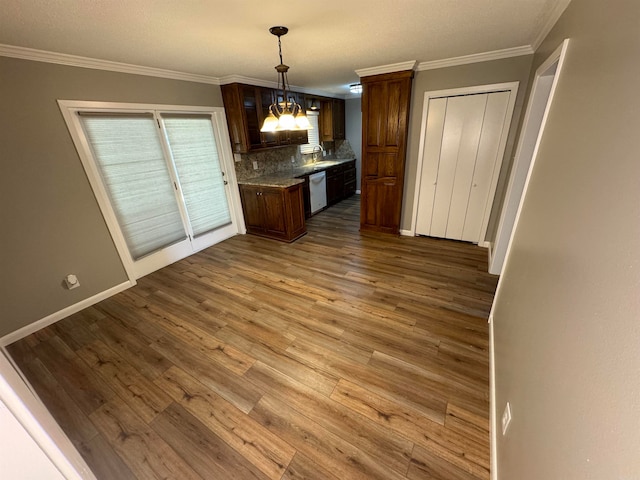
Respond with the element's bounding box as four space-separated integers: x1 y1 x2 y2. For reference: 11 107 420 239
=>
409 82 519 245
58 100 245 282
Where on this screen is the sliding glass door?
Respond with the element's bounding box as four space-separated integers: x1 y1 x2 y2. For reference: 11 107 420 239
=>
60 102 240 280
161 114 232 251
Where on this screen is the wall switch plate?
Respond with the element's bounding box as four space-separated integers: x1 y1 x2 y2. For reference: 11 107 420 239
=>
501 402 512 435
252 160 258 170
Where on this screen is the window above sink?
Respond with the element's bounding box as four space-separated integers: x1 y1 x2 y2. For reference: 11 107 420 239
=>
299 111 320 155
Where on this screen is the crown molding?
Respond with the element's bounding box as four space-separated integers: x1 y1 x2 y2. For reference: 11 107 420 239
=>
416 45 533 71
219 74 279 89
531 0 572 50
0 44 220 85
355 61 418 78
219 74 345 98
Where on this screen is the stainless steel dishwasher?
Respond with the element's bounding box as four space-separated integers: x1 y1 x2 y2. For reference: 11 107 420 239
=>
309 171 327 214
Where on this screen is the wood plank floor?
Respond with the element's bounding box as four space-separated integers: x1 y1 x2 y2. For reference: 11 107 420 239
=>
7 196 498 480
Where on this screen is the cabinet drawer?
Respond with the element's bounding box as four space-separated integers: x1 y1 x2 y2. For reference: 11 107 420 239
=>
344 179 356 197
344 167 356 182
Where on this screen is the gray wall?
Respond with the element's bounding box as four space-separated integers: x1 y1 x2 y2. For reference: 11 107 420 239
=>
0 57 223 337
493 0 640 478
345 97 362 190
402 55 534 235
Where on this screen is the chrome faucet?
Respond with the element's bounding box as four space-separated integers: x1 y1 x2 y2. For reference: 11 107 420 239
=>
312 145 324 163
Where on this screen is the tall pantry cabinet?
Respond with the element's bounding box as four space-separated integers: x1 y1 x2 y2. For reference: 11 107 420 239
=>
359 70 413 234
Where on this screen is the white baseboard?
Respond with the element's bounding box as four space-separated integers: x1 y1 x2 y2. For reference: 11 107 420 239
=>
0 280 134 347
399 229 413 236
489 315 498 480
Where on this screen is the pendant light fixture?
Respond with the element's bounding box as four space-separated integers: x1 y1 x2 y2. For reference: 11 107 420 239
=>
260 26 310 133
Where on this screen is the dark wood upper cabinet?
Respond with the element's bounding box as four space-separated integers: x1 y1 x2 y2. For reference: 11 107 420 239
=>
221 83 309 154
281 91 308 145
222 83 345 153
332 98 346 140
259 88 279 148
320 98 346 142
304 95 322 112
320 100 333 143
241 85 264 150
360 70 413 235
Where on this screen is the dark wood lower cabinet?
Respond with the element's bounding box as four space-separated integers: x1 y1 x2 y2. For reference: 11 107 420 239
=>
239 183 306 242
361 176 401 235
343 163 357 197
327 160 357 206
298 160 357 216
326 167 343 206
299 176 311 218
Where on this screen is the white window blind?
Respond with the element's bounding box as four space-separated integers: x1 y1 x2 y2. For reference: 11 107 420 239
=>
162 115 232 237
80 114 187 260
299 111 320 154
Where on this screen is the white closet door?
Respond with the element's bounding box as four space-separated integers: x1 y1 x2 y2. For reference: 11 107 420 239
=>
415 98 447 235
437 94 487 239
416 91 511 243
462 91 510 241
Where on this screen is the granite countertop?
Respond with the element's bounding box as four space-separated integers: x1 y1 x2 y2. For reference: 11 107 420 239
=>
238 157 356 188
238 176 305 188
292 157 356 178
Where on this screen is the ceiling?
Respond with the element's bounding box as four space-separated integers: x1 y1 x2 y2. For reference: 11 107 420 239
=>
0 0 570 95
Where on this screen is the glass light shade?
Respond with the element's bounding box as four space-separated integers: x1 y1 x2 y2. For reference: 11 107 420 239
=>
295 113 311 130
277 112 295 130
260 111 279 132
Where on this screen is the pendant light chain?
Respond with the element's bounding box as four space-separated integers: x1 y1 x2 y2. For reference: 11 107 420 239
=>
278 34 289 112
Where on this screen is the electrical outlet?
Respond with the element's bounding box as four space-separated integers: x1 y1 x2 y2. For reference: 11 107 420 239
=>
501 402 512 435
252 160 258 170
64 274 80 290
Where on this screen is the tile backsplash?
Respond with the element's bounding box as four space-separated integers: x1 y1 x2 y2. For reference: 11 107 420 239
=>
234 140 357 181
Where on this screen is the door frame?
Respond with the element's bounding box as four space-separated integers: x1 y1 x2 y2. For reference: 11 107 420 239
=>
0 348 96 479
58 100 245 282
488 39 570 274
488 40 571 480
409 82 519 245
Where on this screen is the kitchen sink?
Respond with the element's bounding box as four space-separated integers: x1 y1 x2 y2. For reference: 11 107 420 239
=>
310 160 340 169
